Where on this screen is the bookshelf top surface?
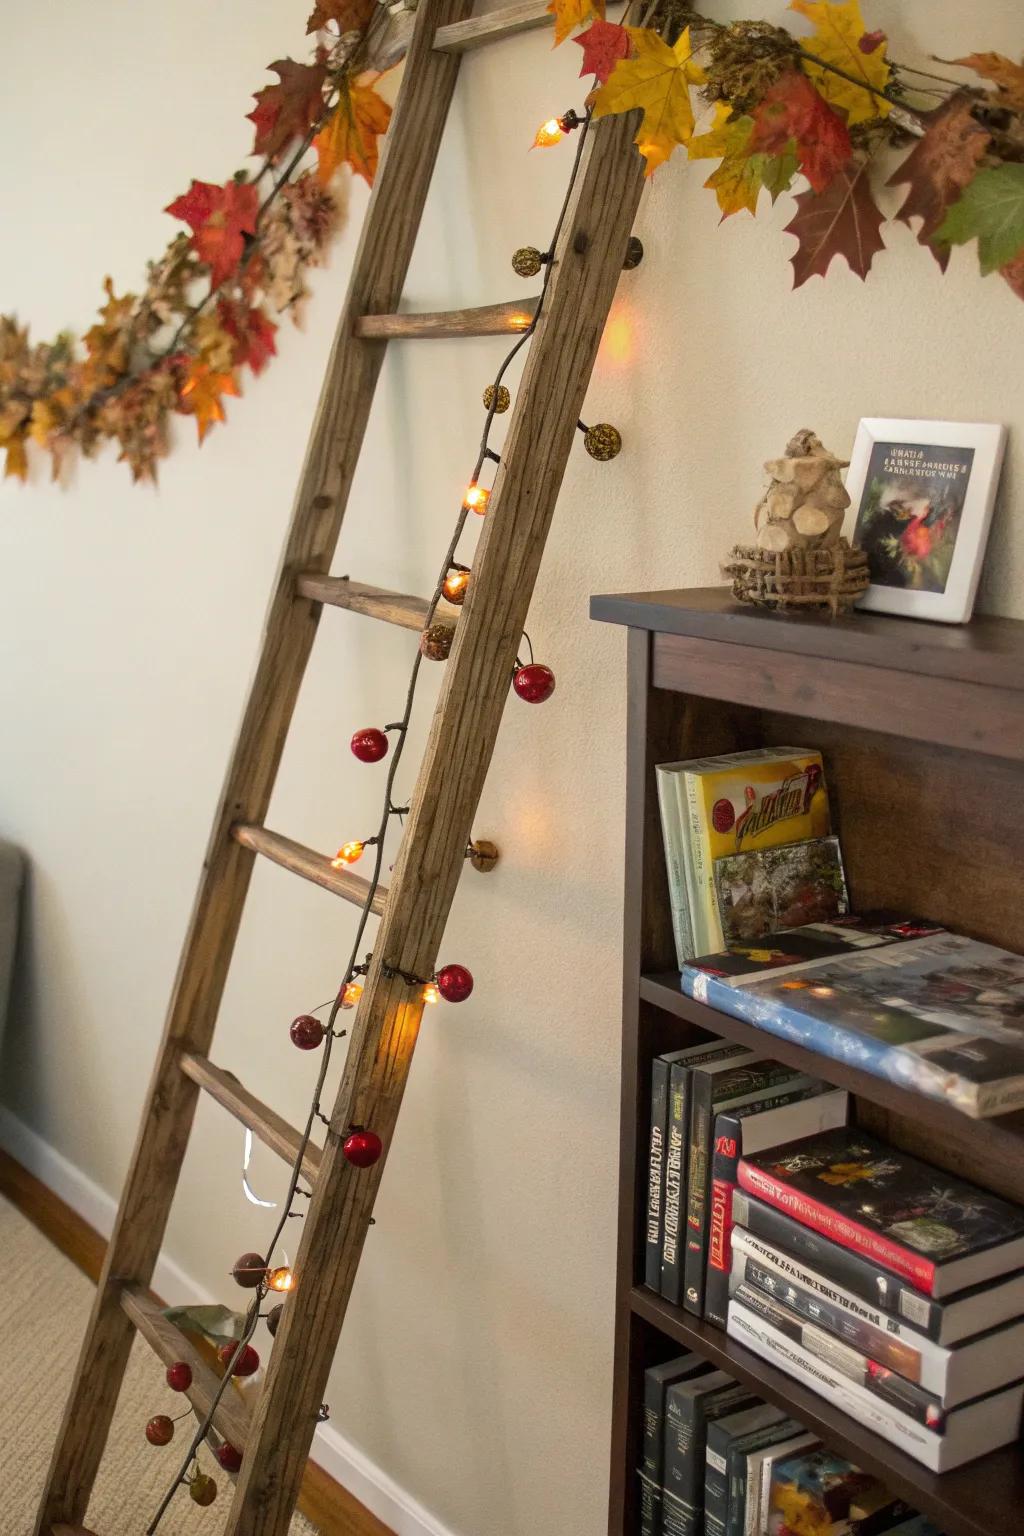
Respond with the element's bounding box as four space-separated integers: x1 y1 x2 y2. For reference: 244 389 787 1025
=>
589 586 1024 691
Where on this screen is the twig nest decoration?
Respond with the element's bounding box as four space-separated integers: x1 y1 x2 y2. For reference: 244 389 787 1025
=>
482 384 510 414
725 429 869 617
419 621 456 661
584 422 622 461
755 429 850 554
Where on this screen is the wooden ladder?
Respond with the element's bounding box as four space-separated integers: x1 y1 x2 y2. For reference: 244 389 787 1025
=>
36 1 646 1531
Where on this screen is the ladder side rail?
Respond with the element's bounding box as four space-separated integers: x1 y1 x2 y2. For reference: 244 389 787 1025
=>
34 0 473 1526
226 109 646 1536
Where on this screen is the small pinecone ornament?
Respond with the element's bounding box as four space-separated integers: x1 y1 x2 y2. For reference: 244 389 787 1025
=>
420 622 455 661
584 423 622 462
512 246 543 278
483 384 510 414
702 20 795 112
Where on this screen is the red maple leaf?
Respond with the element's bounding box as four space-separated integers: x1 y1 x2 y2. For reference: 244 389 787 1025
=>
784 160 886 287
887 94 990 270
307 0 375 34
574 19 631 84
218 300 278 375
753 71 852 194
247 56 328 160
165 179 259 289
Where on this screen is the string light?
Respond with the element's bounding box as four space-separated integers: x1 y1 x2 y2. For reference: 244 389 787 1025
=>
342 1128 383 1168
513 662 556 703
332 840 364 868
231 1251 267 1289
482 384 510 414
421 982 441 1006
351 727 389 763
435 963 474 1003
577 420 622 461
442 568 470 605
289 1013 325 1050
267 1266 296 1293
340 979 364 1008
463 482 490 513
532 107 582 149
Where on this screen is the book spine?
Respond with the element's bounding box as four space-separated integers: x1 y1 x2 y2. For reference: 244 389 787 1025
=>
727 1303 947 1472
682 1068 715 1315
657 768 695 967
683 773 718 955
703 1436 729 1536
646 1057 670 1291
705 1109 744 1330
734 1286 945 1431
731 1236 932 1390
642 1367 663 1481
664 1383 755 1508
737 1162 937 1294
732 1191 944 1340
661 1063 690 1303
638 1470 661 1536
660 1488 697 1536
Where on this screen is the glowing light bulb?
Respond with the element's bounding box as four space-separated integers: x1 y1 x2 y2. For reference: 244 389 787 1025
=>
421 982 441 1007
442 570 470 605
463 483 490 514
533 117 565 148
268 1266 295 1293
340 980 364 1009
332 841 364 868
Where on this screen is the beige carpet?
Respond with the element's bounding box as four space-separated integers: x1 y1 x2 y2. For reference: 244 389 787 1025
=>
2 1195 319 1535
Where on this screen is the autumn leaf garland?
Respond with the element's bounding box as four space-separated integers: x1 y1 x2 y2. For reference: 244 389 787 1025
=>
563 0 1024 303
0 13 393 484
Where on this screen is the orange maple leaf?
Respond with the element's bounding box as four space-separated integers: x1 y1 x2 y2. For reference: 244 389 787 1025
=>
314 78 393 186
177 360 241 443
165 180 259 289
547 0 604 49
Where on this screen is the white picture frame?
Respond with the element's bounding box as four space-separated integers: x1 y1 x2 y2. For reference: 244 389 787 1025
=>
845 418 1006 624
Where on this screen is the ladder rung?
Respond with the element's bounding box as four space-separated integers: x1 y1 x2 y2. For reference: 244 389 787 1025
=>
119 1285 252 1453
233 825 388 915
434 0 551 51
180 1053 322 1186
355 298 538 339
295 573 429 630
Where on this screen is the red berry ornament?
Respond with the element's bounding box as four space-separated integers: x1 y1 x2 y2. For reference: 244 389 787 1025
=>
289 1013 325 1050
166 1361 192 1393
351 727 389 763
436 964 474 1003
343 1129 383 1168
711 797 735 833
513 663 555 703
146 1415 174 1446
190 1473 218 1506
266 1303 285 1338
232 1252 267 1288
218 1342 260 1377
217 1442 244 1472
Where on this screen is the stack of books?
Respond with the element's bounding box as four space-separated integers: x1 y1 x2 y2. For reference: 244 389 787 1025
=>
729 1126 1024 1472
638 1352 939 1535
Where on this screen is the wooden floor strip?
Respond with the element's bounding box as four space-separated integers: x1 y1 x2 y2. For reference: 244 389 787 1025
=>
355 298 537 338
179 1053 322 1186
232 825 388 915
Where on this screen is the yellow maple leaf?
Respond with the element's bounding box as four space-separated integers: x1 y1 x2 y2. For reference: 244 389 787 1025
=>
2 435 27 481
687 101 735 161
547 0 603 49
593 27 705 176
790 0 890 125
178 361 240 444
314 77 393 187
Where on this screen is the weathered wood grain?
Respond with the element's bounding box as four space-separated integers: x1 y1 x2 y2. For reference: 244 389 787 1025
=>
433 0 552 52
227 108 647 1535
294 573 429 630
119 1285 252 1454
33 0 472 1527
355 298 538 338
231 825 388 915
179 1054 323 1186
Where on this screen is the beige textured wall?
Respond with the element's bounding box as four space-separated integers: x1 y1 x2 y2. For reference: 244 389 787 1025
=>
1 2 1021 1532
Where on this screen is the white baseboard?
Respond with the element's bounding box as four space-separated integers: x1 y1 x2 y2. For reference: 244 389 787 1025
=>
0 1103 457 1536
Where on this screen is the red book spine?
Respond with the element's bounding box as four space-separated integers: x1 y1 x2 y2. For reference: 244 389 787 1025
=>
736 1162 936 1294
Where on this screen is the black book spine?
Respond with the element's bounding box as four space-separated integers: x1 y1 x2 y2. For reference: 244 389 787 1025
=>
647 1057 671 1290
638 1471 661 1536
725 1421 801 1536
664 1381 758 1510
661 1063 690 1303
732 1191 943 1341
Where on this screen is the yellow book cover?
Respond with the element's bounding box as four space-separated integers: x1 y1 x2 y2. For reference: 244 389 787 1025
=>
684 750 830 954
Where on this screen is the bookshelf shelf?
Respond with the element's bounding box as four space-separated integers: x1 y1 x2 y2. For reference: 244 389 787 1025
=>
591 587 1024 1536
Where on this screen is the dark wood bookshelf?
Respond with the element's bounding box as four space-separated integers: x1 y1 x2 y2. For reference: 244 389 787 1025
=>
591 587 1024 1536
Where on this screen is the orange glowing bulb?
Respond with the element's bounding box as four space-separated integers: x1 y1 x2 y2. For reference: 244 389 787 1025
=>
421 982 441 1006
442 570 470 604
332 841 364 868
463 483 490 514
268 1266 295 1293
341 980 364 1009
533 117 564 148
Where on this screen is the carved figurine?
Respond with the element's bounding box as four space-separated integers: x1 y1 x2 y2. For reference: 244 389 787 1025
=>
754 429 851 553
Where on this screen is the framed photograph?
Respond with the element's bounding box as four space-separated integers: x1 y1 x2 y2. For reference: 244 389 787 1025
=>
846 418 1007 624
